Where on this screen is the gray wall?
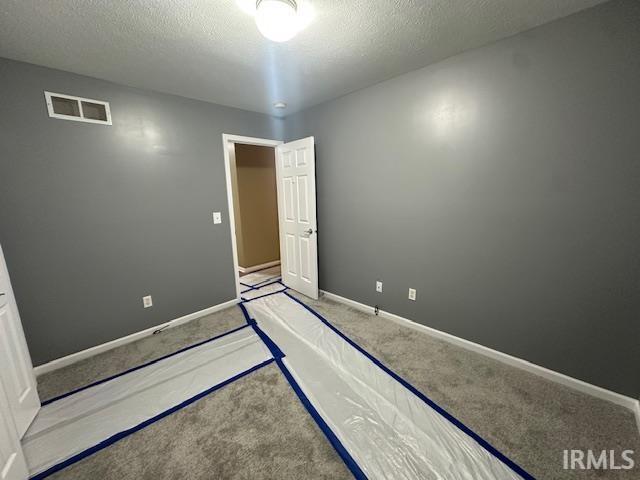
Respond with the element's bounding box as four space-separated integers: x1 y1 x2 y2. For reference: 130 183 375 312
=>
286 0 640 397
0 58 283 365
1 0 638 398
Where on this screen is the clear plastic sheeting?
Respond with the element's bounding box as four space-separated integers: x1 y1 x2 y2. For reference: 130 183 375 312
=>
246 292 527 480
241 280 286 300
240 265 281 287
23 327 272 478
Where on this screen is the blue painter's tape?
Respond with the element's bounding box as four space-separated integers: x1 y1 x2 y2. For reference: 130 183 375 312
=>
249 322 284 360
239 302 365 479
42 323 252 406
251 275 281 287
238 302 253 325
283 291 535 480
240 302 283 359
251 278 283 290
240 281 258 291
240 275 280 291
276 358 367 479
241 279 285 296
30 358 276 480
240 274 287 297
240 289 288 304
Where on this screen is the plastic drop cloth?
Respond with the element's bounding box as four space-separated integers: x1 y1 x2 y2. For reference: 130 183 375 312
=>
240 265 281 288
241 280 287 300
246 292 528 480
23 326 272 478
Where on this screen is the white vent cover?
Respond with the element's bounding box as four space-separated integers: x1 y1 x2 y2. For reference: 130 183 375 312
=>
44 91 112 125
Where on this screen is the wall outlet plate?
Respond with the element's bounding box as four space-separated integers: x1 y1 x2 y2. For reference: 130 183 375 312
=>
408 288 416 301
143 295 153 308
213 212 222 224
376 281 383 293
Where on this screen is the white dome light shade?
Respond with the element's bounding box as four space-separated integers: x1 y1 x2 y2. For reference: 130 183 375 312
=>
255 0 300 42
236 0 257 15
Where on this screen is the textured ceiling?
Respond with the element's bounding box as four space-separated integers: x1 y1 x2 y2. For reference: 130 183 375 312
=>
0 0 606 116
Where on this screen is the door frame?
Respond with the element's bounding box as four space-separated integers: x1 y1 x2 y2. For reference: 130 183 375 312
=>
221 134 283 300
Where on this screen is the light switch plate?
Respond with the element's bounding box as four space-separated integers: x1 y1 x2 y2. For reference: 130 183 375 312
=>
213 212 222 224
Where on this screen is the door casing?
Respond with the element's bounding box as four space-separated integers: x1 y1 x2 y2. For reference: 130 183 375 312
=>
222 134 283 300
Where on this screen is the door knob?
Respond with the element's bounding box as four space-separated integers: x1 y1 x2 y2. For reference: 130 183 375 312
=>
303 228 315 237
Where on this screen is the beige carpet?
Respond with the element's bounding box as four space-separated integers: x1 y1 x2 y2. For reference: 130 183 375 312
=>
37 293 640 479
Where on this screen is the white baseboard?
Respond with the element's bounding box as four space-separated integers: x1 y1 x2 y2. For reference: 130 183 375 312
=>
33 298 239 377
238 260 280 274
321 290 640 425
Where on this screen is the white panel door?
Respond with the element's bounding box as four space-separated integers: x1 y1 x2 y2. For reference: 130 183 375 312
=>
0 378 28 480
0 245 40 438
276 137 319 299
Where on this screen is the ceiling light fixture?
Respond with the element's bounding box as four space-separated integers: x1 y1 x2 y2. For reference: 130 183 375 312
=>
255 0 300 42
236 0 257 15
273 101 287 109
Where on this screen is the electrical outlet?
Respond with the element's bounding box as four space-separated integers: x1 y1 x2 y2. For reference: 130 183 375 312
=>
376 280 383 293
143 295 153 308
408 288 417 301
213 212 222 224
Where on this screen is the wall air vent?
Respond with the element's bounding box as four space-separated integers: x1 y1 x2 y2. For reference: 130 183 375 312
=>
44 91 112 125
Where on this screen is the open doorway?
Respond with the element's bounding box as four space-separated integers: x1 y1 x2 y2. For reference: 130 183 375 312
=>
223 134 319 300
231 143 280 276
222 135 283 299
